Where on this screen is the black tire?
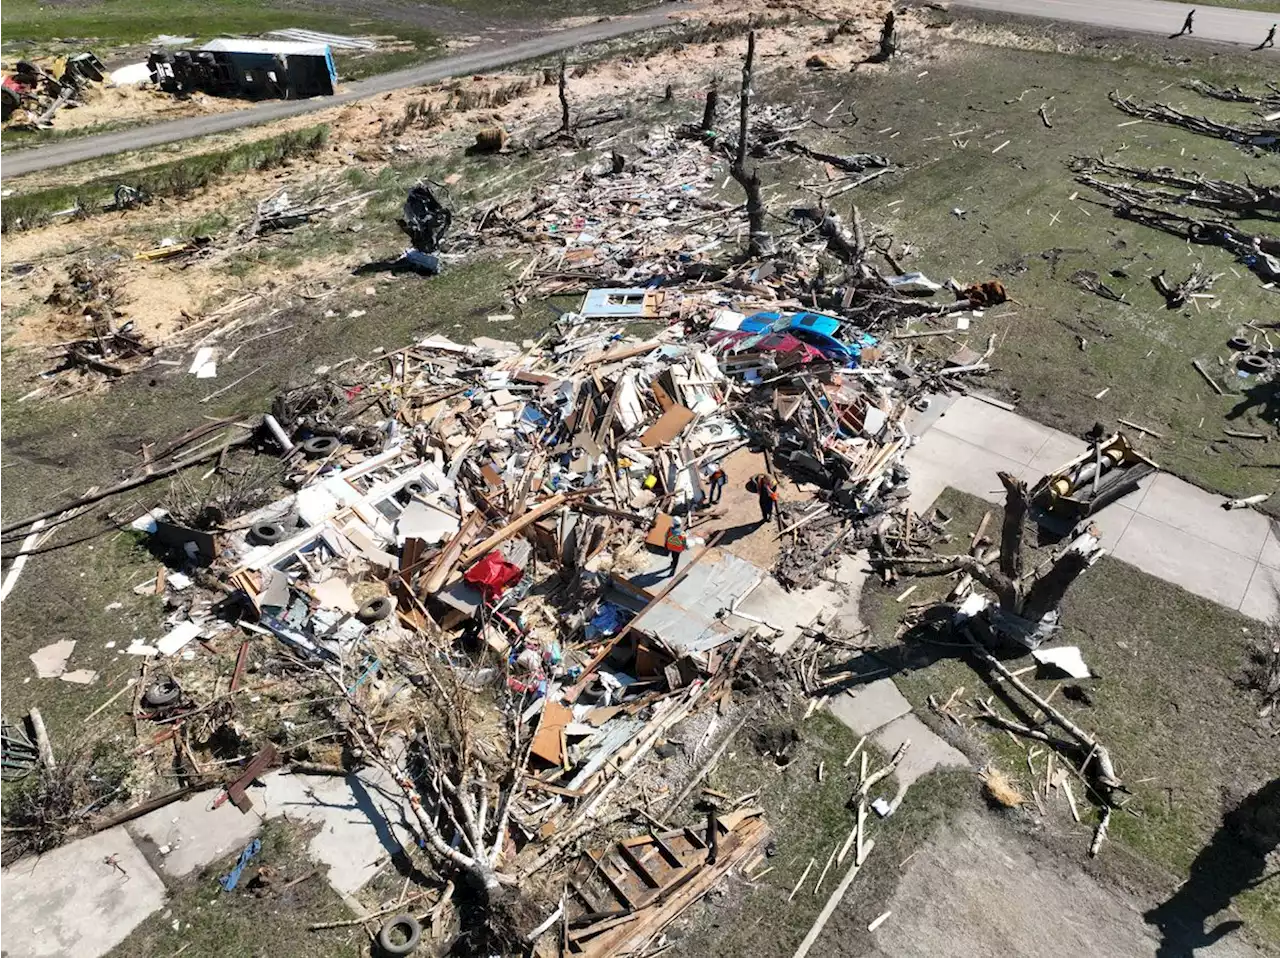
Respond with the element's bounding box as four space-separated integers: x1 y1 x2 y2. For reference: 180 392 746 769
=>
1240 354 1270 374
250 522 285 545
401 480 429 499
302 435 340 458
144 677 181 707
377 915 421 956
1227 336 1250 352
357 596 395 624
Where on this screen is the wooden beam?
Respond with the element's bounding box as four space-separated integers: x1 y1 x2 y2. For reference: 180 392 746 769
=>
459 494 566 567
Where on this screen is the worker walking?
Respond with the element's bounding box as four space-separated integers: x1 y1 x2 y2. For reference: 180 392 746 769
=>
752 473 779 523
705 462 727 505
664 518 687 577
1173 8 1195 36
1257 23 1276 48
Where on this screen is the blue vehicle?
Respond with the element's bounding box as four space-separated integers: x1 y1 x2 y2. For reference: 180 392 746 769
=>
738 311 872 364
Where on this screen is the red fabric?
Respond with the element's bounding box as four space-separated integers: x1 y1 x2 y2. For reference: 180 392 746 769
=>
464 551 523 598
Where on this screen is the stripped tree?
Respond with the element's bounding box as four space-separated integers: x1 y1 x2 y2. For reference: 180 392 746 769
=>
326 632 533 945
730 30 774 257
873 471 1104 648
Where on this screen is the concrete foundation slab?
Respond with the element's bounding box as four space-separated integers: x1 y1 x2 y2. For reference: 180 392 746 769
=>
1 826 166 958
1240 566 1280 622
1135 473 1269 560
827 677 913 736
904 430 1023 514
257 769 414 896
1256 523 1279 572
873 713 969 806
1110 513 1255 610
932 399 1054 466
127 791 263 878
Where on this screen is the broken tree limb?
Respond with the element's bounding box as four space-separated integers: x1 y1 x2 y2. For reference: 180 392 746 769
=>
791 839 876 958
1 431 252 535
28 708 55 770
1108 91 1280 151
856 741 909 800
1089 807 1112 858
968 641 1125 798
1192 359 1225 395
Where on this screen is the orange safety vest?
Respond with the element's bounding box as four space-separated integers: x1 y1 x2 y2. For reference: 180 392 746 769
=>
665 530 687 552
709 468 726 484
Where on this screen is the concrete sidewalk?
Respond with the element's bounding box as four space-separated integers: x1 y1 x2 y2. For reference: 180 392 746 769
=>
906 396 1279 621
0 766 416 958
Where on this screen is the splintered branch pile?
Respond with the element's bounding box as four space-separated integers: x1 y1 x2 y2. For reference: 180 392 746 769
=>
1072 157 1280 218
1108 91 1280 151
1183 78 1280 111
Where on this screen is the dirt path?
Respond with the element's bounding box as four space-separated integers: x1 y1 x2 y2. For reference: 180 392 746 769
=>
867 811 1266 958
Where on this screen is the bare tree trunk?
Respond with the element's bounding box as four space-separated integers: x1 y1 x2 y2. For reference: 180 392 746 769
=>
730 31 773 257
997 472 1028 586
558 58 570 134
701 78 718 134
1019 528 1101 621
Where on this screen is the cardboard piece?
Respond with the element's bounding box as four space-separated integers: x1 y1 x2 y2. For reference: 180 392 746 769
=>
532 701 574 765
639 404 695 448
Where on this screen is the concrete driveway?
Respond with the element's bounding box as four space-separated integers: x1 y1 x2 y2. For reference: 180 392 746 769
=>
905 396 1279 621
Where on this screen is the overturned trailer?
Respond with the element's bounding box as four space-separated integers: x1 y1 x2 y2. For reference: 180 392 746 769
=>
148 39 336 100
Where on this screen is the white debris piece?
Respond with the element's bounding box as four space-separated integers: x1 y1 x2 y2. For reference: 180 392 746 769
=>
156 621 203 656
1033 646 1092 679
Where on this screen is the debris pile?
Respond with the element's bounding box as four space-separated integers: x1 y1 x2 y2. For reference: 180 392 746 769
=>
0 38 1023 944
1 52 105 129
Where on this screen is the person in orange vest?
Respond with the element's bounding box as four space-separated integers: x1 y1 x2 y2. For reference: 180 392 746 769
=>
705 461 727 506
664 517 688 577
752 472 779 523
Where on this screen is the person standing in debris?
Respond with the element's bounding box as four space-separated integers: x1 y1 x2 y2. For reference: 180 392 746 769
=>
1257 23 1276 48
1173 8 1195 36
752 473 779 523
706 462 727 506
665 518 688 577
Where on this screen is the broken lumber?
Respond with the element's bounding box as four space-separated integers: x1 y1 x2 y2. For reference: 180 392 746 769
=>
459 494 566 566
791 839 876 958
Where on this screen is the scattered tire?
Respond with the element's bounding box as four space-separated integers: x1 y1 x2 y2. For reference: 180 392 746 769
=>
357 596 395 624
144 677 181 708
1240 354 1271 374
1228 336 1250 352
302 435 340 458
249 522 285 545
401 480 429 499
377 915 421 956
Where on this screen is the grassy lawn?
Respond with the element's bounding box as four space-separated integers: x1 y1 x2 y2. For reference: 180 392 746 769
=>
859 487 1280 946
662 709 978 958
104 819 363 958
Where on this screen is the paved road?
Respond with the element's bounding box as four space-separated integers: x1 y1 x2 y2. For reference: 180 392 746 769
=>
0 5 689 178
956 0 1280 45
